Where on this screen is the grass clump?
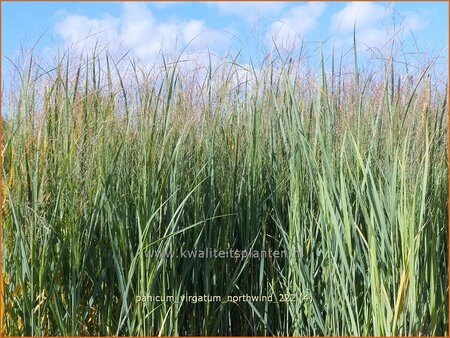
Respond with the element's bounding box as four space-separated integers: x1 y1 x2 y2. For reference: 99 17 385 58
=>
2 38 448 335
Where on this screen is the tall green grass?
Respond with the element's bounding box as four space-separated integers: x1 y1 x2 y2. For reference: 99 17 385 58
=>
2 40 448 335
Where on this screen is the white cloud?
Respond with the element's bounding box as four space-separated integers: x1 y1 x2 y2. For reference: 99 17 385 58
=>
55 3 232 62
182 20 228 50
402 11 429 32
330 2 429 52
331 2 390 33
183 20 205 43
268 2 326 48
150 2 178 9
55 13 119 47
213 2 286 22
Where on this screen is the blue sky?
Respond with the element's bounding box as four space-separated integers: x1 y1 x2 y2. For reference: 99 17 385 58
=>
3 2 449 70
